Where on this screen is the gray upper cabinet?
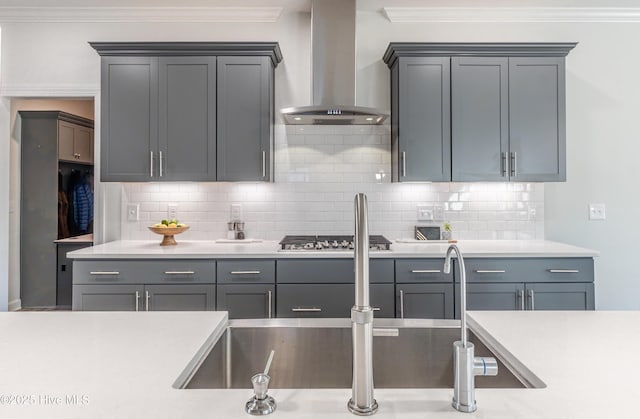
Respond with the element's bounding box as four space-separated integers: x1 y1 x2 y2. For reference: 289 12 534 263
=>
91 42 282 182
101 56 158 181
383 43 575 183
451 57 509 181
58 120 94 164
158 57 217 181
391 57 451 182
509 57 566 181
217 56 273 181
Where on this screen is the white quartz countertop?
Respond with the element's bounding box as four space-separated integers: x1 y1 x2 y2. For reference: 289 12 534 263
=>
0 310 635 418
67 239 598 259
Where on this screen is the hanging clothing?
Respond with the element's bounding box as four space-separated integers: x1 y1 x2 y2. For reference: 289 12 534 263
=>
58 190 70 239
73 176 94 233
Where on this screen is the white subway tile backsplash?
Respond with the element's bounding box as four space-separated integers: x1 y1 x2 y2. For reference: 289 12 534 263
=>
121 125 544 241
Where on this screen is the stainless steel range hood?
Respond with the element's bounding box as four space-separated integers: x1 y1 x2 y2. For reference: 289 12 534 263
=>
281 0 388 125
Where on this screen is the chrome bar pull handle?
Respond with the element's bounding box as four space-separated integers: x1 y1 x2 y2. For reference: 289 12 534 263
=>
164 271 195 275
230 271 261 275
528 289 535 310
475 270 506 274
411 269 441 274
267 290 272 319
511 151 517 177
90 271 120 276
159 151 163 177
548 269 580 273
291 307 322 312
150 151 154 177
372 307 381 311
399 289 405 319
145 290 150 311
135 291 140 312
401 151 407 177
518 289 525 311
501 152 508 177
262 150 266 178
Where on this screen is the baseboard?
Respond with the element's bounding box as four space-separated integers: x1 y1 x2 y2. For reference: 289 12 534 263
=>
8 299 22 311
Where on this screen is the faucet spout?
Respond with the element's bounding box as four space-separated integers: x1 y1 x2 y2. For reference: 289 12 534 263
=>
348 193 378 416
444 245 467 346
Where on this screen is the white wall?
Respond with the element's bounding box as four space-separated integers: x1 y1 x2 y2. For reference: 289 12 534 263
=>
2 5 638 309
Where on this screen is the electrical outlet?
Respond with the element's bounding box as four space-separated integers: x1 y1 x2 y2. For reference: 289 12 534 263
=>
167 204 178 220
588 203 606 220
433 204 444 221
231 203 243 221
417 205 434 221
127 204 139 222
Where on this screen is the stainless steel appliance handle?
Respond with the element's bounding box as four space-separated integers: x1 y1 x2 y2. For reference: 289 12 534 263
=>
511 151 517 177
135 291 140 312
164 271 195 275
90 271 120 275
372 307 381 311
501 152 508 177
145 290 150 311
262 150 266 178
267 291 272 319
548 269 580 273
411 269 441 274
291 307 322 312
528 289 535 310
159 151 163 177
401 151 407 177
399 289 405 319
150 151 154 177
518 289 524 311
474 270 506 274
230 271 261 275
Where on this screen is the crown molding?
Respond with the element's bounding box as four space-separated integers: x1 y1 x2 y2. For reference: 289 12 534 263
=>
383 7 640 23
0 6 283 23
0 84 100 98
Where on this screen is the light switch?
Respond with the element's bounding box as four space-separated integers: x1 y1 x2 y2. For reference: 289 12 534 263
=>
588 203 606 220
127 204 139 222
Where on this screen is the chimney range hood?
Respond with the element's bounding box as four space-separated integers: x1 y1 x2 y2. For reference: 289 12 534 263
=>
281 0 388 125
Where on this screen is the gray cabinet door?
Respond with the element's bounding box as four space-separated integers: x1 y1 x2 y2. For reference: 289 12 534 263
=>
451 57 509 181
526 283 594 311
395 57 451 181
101 56 158 181
73 284 144 311
57 121 76 162
509 57 566 181
217 284 274 319
74 125 94 165
217 56 272 181
396 284 454 319
144 284 215 311
158 57 217 181
57 243 92 306
454 283 525 318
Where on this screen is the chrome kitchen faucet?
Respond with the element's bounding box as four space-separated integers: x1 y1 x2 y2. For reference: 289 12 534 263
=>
444 244 498 413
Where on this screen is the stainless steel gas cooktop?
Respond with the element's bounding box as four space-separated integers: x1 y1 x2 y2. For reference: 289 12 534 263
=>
279 235 392 251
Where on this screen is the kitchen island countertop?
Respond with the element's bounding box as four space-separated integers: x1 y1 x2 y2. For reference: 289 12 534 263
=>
67 239 598 259
0 310 635 418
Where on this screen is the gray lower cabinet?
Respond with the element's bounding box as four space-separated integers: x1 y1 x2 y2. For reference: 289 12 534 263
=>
396 284 454 319
277 283 394 318
73 284 144 311
217 284 275 319
525 282 594 311
145 284 215 311
57 242 93 306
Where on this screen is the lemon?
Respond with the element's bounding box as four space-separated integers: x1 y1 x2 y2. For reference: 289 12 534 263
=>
168 223 177 228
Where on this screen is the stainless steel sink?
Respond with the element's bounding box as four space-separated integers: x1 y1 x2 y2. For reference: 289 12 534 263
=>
182 319 533 390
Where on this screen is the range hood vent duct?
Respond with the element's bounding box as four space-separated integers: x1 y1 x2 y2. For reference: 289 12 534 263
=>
281 0 388 125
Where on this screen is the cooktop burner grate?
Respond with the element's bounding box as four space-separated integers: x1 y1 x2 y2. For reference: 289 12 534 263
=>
279 235 391 251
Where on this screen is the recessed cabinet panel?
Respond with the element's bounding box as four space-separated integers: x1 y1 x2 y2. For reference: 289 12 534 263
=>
451 57 509 181
396 57 451 182
217 284 274 319
509 57 566 181
145 284 215 311
525 283 594 310
101 57 158 181
73 284 143 311
57 121 76 162
74 126 94 164
396 284 454 319
454 283 524 318
217 56 271 181
159 57 217 181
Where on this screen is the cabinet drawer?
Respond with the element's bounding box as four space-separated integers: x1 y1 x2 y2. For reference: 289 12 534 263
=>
461 258 593 283
217 260 275 284
395 259 450 283
73 260 215 284
277 284 394 318
276 259 393 284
